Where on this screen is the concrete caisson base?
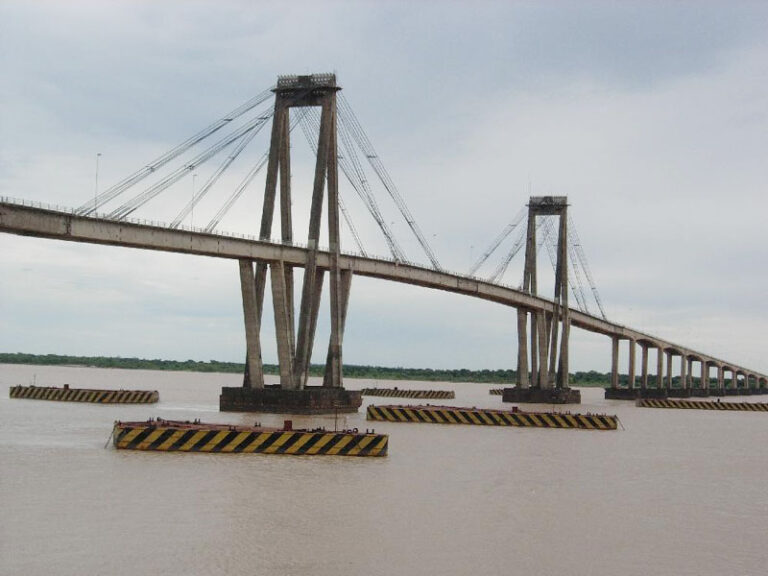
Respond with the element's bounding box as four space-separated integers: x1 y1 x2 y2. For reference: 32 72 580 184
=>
604 388 641 400
220 385 362 414
667 388 693 398
501 386 581 405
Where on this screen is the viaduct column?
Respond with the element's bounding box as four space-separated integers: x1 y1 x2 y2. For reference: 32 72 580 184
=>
680 355 688 390
665 350 674 389
717 365 725 393
611 336 620 389
656 347 664 390
627 338 636 389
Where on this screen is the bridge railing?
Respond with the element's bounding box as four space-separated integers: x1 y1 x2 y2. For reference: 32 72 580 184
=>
6 196 767 377
0 195 427 267
0 195 544 296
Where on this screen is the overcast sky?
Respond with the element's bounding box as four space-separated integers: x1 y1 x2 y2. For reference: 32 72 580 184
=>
1 1 767 376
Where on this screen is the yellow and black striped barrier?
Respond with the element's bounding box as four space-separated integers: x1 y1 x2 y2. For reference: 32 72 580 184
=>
489 389 504 395
637 398 768 412
360 387 455 400
367 404 617 430
112 419 388 457
10 385 158 404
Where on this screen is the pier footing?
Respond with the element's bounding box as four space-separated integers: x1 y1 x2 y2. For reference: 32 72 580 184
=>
605 387 768 400
219 385 362 414
502 386 581 405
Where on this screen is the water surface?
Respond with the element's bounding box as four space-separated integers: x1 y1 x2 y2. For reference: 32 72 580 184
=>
1 364 766 575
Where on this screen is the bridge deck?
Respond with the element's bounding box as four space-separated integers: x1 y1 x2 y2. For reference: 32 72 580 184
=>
0 199 763 381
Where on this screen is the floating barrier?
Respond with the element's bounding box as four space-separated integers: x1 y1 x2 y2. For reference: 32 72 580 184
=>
637 398 768 412
112 418 388 457
10 385 158 404
360 387 455 400
489 389 504 395
367 404 617 430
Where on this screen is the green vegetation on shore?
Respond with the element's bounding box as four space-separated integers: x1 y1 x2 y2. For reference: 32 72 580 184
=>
0 352 619 386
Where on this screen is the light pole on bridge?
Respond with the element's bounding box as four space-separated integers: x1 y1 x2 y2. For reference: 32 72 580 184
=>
94 153 101 214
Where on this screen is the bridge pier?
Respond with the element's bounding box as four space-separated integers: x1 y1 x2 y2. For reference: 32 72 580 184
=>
656 346 664 390
239 259 265 389
506 197 579 405
221 74 361 414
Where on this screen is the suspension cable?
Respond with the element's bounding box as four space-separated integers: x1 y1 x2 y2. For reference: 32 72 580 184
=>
298 109 370 255
302 107 405 261
77 86 275 215
334 112 405 260
488 216 539 284
203 108 308 233
568 215 607 319
169 111 271 228
338 195 368 256
338 94 442 270
468 207 526 276
540 217 588 312
566 227 591 314
204 153 268 233
107 109 274 220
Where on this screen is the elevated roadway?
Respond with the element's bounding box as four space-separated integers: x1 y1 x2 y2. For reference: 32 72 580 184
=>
1 199 765 385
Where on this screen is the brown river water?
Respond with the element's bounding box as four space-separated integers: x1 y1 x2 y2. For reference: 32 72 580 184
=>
1 363 767 575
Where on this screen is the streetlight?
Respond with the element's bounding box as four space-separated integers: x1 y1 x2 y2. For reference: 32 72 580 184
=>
94 153 102 214
191 173 197 228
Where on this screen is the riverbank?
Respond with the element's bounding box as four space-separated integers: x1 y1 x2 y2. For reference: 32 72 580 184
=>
0 352 610 386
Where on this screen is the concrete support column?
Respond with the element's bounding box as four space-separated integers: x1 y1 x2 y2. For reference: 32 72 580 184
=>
680 355 688 389
555 212 570 389
293 269 324 389
717 366 724 391
238 259 264 389
666 351 673 389
325 94 344 389
640 343 649 389
627 338 636 389
656 347 664 389
611 336 620 389
270 261 296 390
537 312 550 389
324 269 352 387
517 310 529 388
687 357 693 389
701 363 709 390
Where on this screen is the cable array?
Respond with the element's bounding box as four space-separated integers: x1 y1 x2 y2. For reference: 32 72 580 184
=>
338 93 442 270
471 208 607 319
76 87 275 216
297 109 369 255
468 207 526 276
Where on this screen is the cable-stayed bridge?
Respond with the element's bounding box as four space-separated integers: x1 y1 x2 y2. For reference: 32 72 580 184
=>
1 74 765 411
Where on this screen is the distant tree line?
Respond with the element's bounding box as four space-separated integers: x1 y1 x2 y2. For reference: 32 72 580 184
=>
0 352 651 386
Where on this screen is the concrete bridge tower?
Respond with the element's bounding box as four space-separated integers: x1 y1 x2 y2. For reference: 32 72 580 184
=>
220 73 361 414
505 196 580 403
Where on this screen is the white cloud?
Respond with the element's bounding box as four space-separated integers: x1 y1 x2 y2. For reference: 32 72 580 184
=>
2 1 768 374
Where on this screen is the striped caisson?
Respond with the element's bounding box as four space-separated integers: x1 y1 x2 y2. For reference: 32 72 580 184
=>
637 398 768 412
112 423 388 457
10 386 158 404
366 405 617 430
360 388 455 400
488 389 504 395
